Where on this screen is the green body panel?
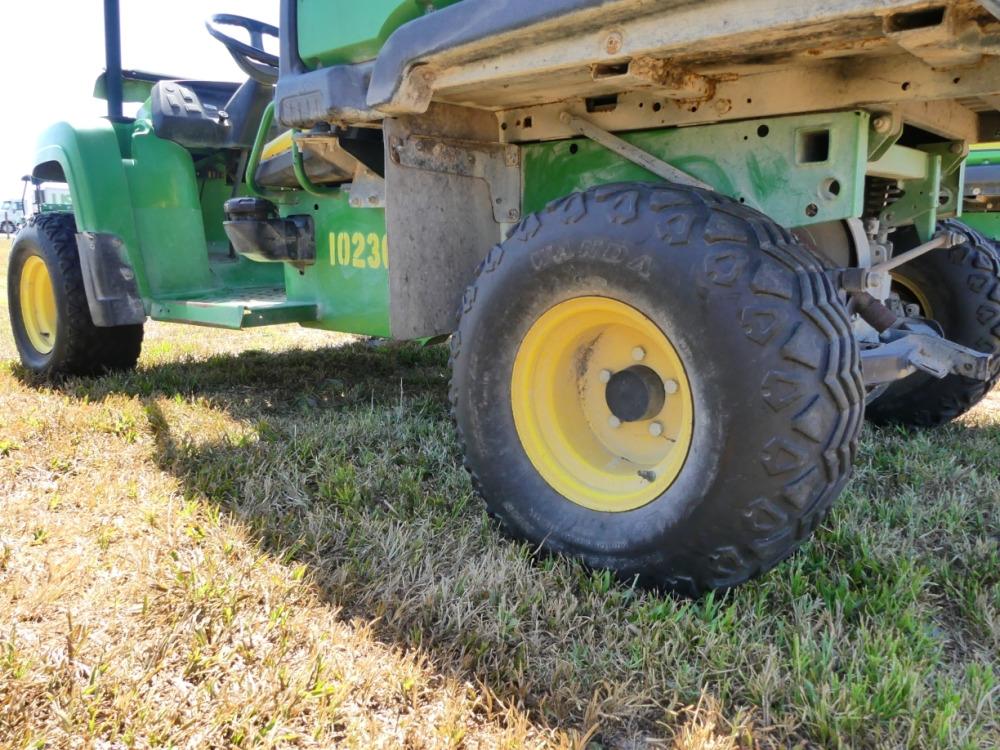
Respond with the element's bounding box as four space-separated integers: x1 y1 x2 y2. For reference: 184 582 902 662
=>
148 187 390 334
124 126 217 297
959 146 1000 241
32 115 386 334
968 147 1000 167
960 212 1000 238
32 106 965 340
297 0 463 67
523 112 870 229
33 118 288 325
279 192 391 337
33 120 147 293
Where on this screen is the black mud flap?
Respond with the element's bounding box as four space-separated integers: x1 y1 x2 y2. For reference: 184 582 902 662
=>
75 232 146 326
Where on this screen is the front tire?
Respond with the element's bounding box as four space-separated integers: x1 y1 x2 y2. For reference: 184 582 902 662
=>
451 183 864 595
8 212 144 377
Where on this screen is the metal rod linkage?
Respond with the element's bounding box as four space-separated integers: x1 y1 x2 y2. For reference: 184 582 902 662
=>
559 112 713 191
870 231 964 274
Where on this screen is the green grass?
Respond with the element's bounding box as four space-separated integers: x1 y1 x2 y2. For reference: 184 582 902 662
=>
0 235 997 748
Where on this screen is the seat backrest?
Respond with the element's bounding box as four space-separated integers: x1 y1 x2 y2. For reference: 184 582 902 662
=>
150 79 271 150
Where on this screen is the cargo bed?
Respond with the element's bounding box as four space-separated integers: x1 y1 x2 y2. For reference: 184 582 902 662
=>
278 0 1000 145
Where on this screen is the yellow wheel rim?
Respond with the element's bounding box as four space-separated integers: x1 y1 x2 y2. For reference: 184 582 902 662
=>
511 296 694 512
19 256 58 355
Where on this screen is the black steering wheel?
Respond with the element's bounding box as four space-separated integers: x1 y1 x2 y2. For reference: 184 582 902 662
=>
206 14 279 85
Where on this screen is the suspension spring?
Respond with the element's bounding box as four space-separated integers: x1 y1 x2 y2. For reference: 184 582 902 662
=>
863 177 904 218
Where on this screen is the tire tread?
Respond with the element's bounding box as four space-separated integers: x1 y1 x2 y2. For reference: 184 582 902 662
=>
451 183 864 593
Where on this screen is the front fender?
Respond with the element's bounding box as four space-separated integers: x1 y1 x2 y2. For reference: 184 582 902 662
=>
32 120 150 302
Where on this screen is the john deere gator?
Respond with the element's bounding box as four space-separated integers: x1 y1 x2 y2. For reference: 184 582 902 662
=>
8 0 1000 594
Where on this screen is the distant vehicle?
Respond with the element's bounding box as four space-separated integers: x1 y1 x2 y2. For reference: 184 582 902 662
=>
21 183 73 214
2 180 73 236
1 199 25 235
32 185 72 215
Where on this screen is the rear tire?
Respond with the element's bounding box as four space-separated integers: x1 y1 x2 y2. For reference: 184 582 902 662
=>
451 182 864 595
8 212 144 377
866 220 1000 427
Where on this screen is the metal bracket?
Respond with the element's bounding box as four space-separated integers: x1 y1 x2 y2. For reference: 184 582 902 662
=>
861 327 996 385
348 164 386 208
920 141 967 217
880 152 943 241
389 134 522 222
868 112 904 161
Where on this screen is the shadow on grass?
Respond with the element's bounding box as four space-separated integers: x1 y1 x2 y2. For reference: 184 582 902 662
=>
14 339 451 409
10 341 1000 743
23 340 623 732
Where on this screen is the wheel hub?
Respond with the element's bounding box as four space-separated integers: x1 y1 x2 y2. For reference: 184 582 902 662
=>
511 296 694 512
605 365 666 422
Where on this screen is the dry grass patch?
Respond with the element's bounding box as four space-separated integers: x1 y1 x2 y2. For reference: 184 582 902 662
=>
0 236 997 748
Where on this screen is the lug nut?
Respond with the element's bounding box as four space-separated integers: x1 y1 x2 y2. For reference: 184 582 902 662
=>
599 369 612 383
663 379 679 394
648 422 664 437
632 347 646 361
608 416 622 429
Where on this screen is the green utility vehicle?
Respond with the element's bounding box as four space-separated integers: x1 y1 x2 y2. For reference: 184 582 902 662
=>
8 0 1000 594
3 180 72 234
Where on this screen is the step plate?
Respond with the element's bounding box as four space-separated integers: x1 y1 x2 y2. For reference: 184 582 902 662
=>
150 287 318 329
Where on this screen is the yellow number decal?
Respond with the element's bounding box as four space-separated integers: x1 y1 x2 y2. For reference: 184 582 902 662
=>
330 231 388 269
351 232 367 268
336 232 351 266
366 233 381 268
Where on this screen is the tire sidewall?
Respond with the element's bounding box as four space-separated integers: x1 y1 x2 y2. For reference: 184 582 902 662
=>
458 232 727 574
454 185 862 589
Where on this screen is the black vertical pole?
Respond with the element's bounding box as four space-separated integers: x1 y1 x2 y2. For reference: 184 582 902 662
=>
104 0 124 121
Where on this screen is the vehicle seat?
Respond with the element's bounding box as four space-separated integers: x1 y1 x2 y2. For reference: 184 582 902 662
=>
150 78 272 150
